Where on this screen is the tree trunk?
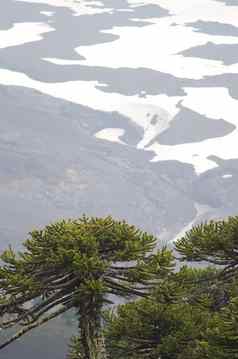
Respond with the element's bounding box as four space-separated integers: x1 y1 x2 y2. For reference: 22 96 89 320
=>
80 315 107 359
77 299 107 359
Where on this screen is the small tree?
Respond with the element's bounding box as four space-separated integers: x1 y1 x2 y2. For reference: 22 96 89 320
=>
0 216 173 359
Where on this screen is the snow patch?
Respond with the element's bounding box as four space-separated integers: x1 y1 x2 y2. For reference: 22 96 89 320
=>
0 22 53 49
0 71 238 174
149 87 238 174
94 128 125 144
74 17 238 80
16 0 113 16
40 11 54 17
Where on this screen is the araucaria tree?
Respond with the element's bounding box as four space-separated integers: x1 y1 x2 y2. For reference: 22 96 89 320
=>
104 266 234 359
104 216 238 359
174 216 238 358
175 216 238 278
0 216 173 359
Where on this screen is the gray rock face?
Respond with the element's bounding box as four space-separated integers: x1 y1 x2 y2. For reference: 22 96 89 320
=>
0 85 197 251
158 104 235 145
184 73 238 101
0 0 50 30
180 42 238 65
216 0 238 5
0 85 196 359
192 157 238 211
185 20 238 37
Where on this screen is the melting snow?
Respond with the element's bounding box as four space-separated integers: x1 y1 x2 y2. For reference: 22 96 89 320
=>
222 174 233 178
94 128 125 143
1 0 238 175
0 22 53 49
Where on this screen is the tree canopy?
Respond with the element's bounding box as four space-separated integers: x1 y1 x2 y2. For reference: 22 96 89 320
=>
0 216 173 358
104 266 238 359
105 216 238 359
175 216 238 278
0 215 238 359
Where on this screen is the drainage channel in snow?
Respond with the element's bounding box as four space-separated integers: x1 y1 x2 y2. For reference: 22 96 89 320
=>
172 202 213 242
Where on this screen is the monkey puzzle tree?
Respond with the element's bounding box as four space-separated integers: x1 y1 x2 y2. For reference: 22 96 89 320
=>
104 267 210 359
174 216 238 358
104 266 238 359
208 297 238 358
175 216 238 278
0 216 174 359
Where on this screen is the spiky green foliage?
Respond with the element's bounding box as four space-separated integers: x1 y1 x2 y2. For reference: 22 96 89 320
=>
208 297 238 358
105 266 238 359
175 217 238 277
0 216 173 359
173 216 238 357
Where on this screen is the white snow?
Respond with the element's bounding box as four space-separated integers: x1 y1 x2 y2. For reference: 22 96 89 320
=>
1 68 238 174
94 128 125 143
0 22 53 49
43 58 83 65
116 103 173 149
74 17 238 80
41 0 238 80
149 87 238 174
40 11 54 16
16 0 113 16
155 0 238 27
1 0 238 174
222 174 233 179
